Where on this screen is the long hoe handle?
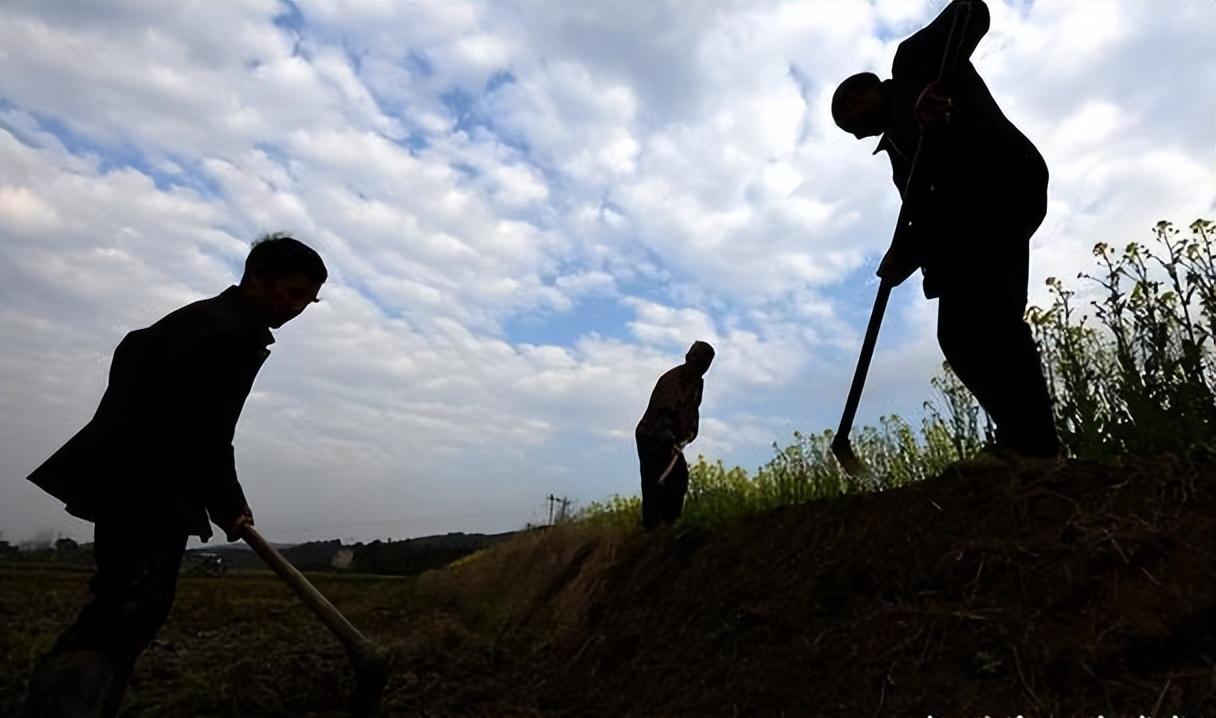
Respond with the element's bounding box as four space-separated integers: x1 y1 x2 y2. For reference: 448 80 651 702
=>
241 525 392 717
832 280 891 477
656 446 684 485
831 2 973 477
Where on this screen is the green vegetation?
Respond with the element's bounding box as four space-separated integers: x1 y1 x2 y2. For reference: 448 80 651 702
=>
1030 219 1216 457
582 219 1216 528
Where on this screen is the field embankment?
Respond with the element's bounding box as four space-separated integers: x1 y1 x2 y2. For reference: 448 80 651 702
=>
2 452 1213 716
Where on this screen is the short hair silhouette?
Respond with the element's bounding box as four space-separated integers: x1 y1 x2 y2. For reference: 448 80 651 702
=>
831 72 881 125
686 340 715 364
242 233 328 284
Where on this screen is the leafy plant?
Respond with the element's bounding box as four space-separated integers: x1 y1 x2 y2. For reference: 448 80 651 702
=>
1030 220 1216 456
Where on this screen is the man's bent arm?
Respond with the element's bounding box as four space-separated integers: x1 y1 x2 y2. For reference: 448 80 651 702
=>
911 0 990 87
172 333 254 540
686 382 702 444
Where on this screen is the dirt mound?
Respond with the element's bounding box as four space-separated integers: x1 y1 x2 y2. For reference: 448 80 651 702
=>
413 452 1214 716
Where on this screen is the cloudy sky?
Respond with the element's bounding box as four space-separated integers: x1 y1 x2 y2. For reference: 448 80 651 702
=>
1 0 1212 544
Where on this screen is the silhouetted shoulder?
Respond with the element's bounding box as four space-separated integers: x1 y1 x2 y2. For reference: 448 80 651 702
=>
154 287 273 350
655 365 685 388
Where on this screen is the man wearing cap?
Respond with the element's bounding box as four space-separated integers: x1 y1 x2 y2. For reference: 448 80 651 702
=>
635 341 715 529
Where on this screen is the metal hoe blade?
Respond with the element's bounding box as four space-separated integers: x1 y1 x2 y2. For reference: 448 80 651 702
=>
831 435 873 480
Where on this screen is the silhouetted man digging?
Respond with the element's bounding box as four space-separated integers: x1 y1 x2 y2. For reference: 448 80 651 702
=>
636 341 714 529
832 0 1059 458
24 235 327 717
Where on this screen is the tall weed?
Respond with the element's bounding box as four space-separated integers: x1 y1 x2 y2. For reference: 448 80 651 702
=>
1029 220 1216 456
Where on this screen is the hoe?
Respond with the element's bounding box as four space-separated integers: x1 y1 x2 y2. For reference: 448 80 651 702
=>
832 1 973 478
831 279 891 479
241 525 393 718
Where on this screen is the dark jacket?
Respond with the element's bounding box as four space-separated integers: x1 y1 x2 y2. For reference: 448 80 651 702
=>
878 0 1048 299
636 364 703 447
28 286 274 541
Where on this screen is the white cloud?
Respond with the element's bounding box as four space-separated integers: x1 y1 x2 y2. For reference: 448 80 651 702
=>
0 0 1211 543
0 185 60 231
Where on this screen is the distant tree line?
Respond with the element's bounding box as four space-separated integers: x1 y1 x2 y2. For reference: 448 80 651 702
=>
2 530 519 578
0 535 91 565
181 531 519 576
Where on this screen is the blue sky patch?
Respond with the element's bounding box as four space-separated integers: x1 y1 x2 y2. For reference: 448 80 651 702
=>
441 87 482 134
2 109 223 197
504 294 635 346
486 71 516 93
273 0 305 34
405 51 435 79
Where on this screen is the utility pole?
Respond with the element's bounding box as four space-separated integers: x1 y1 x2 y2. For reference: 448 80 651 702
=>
546 494 572 525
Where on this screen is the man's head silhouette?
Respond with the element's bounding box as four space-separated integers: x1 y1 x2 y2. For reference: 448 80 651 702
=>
685 340 715 376
832 72 887 140
239 234 327 328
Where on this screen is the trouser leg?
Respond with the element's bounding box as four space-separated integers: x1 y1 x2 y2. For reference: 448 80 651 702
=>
638 437 663 530
937 293 1059 457
641 479 662 530
25 518 187 717
660 454 689 525
639 435 683 530
58 519 188 664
